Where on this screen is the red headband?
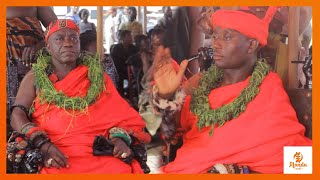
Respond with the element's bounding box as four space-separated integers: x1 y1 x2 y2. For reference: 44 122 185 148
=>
45 19 80 42
212 7 278 47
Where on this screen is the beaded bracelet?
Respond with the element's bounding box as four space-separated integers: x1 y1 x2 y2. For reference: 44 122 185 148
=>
26 127 43 138
29 131 47 144
110 132 131 146
15 138 28 150
108 127 132 146
19 122 36 135
35 137 51 149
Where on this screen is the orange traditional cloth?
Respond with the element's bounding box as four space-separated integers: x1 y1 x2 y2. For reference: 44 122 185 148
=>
161 72 311 174
32 65 146 173
212 7 278 47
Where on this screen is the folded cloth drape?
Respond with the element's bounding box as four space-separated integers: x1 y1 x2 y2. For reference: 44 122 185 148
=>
32 65 146 173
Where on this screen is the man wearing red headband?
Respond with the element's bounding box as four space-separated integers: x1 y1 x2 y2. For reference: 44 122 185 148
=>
10 19 150 173
151 7 311 173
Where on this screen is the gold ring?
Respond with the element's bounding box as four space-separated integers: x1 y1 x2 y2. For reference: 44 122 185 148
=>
47 158 54 165
121 153 128 158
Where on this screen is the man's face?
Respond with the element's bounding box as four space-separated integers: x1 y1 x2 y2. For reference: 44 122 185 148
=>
72 6 79 13
128 8 136 22
111 9 117 17
123 7 128 14
211 26 251 69
140 38 151 52
124 33 133 45
163 7 172 18
81 10 89 20
47 28 80 65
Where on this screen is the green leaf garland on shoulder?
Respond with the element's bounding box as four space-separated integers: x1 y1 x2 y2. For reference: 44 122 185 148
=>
190 59 271 135
31 50 105 113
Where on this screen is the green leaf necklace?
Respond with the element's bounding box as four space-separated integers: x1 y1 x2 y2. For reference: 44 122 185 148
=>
190 60 271 135
32 50 105 112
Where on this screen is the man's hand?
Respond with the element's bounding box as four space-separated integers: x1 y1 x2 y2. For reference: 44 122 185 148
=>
21 41 44 67
21 46 36 67
41 142 69 169
153 46 188 99
110 138 132 159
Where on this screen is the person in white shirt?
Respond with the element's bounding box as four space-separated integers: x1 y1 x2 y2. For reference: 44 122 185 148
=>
104 7 118 53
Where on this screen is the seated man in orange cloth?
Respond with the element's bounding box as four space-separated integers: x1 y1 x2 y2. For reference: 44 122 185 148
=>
151 7 312 174
10 19 150 174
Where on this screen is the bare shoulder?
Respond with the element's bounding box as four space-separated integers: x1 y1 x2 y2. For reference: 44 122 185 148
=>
15 70 37 108
21 70 35 84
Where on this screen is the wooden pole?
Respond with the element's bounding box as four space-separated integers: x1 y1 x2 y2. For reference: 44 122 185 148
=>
287 7 300 88
143 6 147 34
137 6 141 23
97 6 104 58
